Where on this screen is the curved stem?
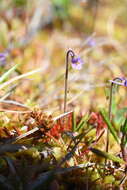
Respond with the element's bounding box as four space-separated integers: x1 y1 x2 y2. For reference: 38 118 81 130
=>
64 50 75 113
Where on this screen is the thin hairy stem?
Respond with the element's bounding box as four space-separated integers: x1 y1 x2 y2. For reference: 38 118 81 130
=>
64 50 75 113
106 82 113 153
105 77 123 167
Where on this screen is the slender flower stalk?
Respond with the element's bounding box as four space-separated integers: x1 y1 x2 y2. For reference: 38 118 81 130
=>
108 77 127 176
64 49 84 113
106 77 124 153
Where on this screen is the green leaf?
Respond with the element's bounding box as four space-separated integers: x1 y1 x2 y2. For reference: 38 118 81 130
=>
13 0 27 7
0 64 20 84
121 118 127 134
53 0 69 7
90 148 125 164
52 0 70 19
114 108 127 129
75 113 90 132
100 109 120 143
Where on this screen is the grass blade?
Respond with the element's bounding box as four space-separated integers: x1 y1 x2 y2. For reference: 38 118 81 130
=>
100 109 120 143
121 118 127 134
90 148 125 164
0 64 19 84
76 113 90 131
0 65 49 90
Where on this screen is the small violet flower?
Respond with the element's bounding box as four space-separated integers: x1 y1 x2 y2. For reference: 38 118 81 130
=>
124 79 127 87
109 77 127 87
85 35 96 47
71 56 84 70
64 49 84 113
0 51 8 65
87 39 96 47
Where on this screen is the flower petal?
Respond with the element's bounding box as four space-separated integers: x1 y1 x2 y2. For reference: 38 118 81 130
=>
71 56 84 70
71 63 82 70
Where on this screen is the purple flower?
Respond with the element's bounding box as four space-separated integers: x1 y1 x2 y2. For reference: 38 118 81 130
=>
85 35 96 47
71 56 84 70
124 80 127 87
87 39 96 47
109 77 127 87
0 51 8 65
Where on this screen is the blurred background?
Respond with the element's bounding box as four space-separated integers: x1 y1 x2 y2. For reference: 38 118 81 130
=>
0 0 127 115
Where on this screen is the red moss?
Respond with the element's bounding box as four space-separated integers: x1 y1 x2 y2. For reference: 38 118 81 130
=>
48 113 73 139
89 112 107 138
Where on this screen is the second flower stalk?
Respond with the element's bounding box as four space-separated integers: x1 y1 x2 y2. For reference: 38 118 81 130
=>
64 49 84 113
